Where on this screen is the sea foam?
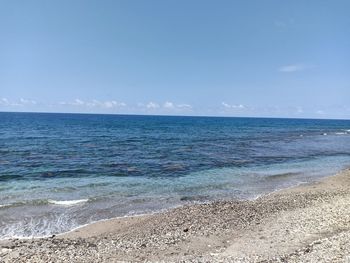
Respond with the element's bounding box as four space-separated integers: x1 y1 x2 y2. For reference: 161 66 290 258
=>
48 199 88 206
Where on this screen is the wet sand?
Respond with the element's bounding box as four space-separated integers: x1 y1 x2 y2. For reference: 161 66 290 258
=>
1 169 350 262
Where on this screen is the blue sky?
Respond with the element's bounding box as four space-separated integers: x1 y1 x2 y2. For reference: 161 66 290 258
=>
1 0 349 118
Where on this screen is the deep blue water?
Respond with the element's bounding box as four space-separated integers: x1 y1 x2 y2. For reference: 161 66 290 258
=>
1 112 350 238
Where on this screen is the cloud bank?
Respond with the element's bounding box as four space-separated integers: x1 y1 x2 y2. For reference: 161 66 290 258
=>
141 101 193 113
1 97 349 119
60 99 127 109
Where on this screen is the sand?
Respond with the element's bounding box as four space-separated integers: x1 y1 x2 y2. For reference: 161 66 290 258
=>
1 169 350 262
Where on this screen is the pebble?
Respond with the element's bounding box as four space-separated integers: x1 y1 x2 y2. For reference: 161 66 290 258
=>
1 170 350 262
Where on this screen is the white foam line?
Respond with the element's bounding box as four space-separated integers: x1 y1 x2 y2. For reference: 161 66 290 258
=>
48 199 88 206
2 168 349 241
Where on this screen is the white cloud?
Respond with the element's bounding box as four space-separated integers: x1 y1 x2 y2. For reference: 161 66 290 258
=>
296 107 304 114
163 101 174 109
0 98 37 107
20 98 37 105
177 104 192 109
146 102 160 109
0 98 9 105
60 99 126 109
279 64 308 73
85 100 98 107
163 101 193 111
103 101 117 108
142 101 192 112
73 99 85 106
222 102 230 108
222 102 245 109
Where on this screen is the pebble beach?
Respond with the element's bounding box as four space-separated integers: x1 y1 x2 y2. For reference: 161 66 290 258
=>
1 169 350 262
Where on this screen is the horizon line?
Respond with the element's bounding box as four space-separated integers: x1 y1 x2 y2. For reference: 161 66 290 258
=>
1 110 349 122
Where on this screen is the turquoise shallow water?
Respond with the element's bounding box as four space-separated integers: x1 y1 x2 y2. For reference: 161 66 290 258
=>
1 112 350 238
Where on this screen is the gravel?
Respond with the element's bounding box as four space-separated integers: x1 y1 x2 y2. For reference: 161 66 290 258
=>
1 169 350 262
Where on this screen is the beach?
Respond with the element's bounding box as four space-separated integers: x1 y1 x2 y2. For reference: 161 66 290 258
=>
1 168 350 262
2 0 349 261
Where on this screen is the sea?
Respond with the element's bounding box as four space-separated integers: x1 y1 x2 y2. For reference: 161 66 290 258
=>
1 112 350 239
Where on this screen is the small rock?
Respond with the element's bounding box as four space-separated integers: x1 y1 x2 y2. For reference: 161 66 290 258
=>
1 248 12 254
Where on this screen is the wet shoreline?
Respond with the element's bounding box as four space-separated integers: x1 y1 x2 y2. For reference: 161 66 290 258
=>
1 169 350 262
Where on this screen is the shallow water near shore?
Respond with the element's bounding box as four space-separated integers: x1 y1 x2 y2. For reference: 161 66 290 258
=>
1 112 350 238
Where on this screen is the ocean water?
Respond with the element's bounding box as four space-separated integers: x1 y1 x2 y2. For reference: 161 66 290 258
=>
1 112 350 239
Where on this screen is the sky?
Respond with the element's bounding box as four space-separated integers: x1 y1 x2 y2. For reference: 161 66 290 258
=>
0 0 349 118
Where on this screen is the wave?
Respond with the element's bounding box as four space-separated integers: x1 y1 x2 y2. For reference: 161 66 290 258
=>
320 131 349 136
335 132 348 135
0 198 89 209
48 199 88 206
0 201 28 209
